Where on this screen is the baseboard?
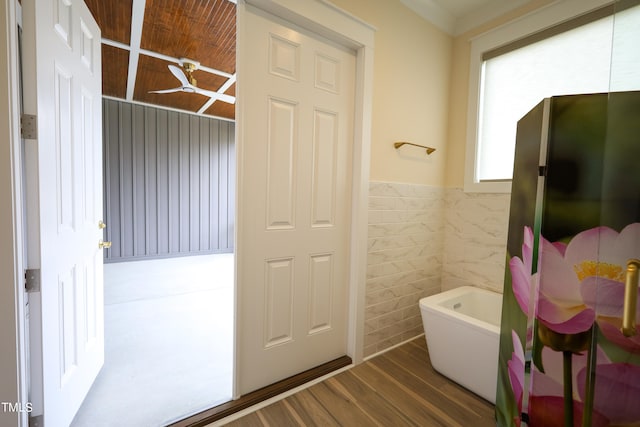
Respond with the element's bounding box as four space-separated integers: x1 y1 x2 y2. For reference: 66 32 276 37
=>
363 333 425 362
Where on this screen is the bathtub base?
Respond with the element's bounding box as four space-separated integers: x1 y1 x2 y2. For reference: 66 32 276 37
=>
419 286 502 404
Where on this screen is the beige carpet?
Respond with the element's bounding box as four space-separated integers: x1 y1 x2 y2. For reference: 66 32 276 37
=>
71 253 234 427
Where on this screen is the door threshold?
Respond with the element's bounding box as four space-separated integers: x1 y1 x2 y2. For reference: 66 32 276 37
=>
166 355 352 427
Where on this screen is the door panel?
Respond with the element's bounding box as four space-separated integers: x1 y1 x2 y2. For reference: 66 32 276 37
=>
309 254 334 334
264 258 295 347
237 5 356 394
311 109 338 227
266 98 297 229
22 0 103 424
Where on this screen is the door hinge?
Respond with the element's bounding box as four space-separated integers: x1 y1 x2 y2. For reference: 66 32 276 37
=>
25 269 41 293
21 114 37 139
29 415 43 427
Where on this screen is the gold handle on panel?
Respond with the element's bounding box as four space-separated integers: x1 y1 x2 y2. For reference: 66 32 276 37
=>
98 220 106 229
622 259 640 337
99 239 112 249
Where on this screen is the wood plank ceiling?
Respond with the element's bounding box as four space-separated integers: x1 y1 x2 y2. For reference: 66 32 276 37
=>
85 0 236 120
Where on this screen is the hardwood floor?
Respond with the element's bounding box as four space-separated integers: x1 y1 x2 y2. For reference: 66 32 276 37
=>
220 337 496 426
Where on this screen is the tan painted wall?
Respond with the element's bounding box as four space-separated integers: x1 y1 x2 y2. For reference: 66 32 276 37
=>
330 0 453 186
330 0 564 187
444 0 558 187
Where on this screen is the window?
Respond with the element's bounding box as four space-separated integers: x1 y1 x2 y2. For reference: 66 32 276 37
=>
465 0 640 192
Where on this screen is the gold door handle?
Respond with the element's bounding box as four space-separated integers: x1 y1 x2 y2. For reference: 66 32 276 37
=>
99 240 112 249
98 220 106 229
622 259 640 337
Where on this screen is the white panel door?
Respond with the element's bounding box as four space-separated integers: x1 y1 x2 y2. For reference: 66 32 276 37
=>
22 0 104 425
237 5 356 394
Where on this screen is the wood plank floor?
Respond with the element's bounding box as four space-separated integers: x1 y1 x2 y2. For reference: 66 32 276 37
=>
220 337 495 426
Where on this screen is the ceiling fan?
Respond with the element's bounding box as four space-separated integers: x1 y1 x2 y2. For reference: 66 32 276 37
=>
150 58 235 104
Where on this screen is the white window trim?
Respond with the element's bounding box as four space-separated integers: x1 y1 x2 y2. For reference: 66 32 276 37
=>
464 0 613 193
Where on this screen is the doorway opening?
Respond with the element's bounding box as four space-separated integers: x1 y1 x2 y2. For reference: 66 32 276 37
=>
70 98 236 426
71 254 234 427
17 0 372 424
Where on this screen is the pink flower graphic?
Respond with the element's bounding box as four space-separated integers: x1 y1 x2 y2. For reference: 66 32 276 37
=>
508 330 640 426
510 227 595 334
507 223 640 425
510 223 640 340
575 223 640 352
577 362 640 425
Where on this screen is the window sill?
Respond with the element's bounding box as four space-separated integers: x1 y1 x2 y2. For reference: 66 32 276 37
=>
463 179 512 194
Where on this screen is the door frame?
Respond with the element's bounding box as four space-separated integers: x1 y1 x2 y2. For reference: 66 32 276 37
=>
0 0 375 424
0 0 29 426
235 0 374 397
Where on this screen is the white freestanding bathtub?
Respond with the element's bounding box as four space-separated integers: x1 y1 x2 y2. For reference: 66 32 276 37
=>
419 286 502 404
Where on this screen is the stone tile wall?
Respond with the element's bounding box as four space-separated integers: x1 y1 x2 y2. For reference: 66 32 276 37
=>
365 182 511 356
365 181 445 357
441 189 511 294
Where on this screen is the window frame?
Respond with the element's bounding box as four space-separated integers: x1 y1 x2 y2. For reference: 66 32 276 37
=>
464 0 613 193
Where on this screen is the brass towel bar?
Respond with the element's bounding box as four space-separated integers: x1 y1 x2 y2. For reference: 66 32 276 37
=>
393 141 436 155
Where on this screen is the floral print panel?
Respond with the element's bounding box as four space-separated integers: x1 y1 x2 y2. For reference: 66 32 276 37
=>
507 225 640 426
496 91 640 427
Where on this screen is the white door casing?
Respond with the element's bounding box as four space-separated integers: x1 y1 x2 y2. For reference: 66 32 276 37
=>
236 0 374 396
0 0 28 425
21 0 103 425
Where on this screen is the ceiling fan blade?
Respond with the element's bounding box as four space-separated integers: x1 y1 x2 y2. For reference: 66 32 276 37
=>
193 87 236 104
168 64 191 87
149 87 183 94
